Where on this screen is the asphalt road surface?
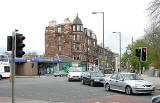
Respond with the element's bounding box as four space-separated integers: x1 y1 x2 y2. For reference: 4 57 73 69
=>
0 76 159 103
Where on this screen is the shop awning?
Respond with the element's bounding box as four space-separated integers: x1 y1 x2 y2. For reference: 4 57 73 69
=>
30 58 61 63
1 58 27 62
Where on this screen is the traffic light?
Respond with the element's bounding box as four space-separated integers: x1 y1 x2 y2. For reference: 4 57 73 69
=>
7 36 12 51
141 48 147 61
136 49 141 57
16 33 25 57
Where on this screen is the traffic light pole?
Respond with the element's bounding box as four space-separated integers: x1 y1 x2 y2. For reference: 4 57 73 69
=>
11 31 16 103
139 48 142 74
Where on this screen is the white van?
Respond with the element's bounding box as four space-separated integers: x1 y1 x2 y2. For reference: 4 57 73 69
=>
0 62 10 80
68 67 83 81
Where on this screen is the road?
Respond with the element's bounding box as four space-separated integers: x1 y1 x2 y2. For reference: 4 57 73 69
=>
0 76 159 103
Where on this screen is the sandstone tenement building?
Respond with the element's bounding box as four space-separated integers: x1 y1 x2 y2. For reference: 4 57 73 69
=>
45 15 98 64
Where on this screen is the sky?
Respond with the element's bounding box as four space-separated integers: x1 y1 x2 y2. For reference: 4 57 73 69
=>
0 0 151 55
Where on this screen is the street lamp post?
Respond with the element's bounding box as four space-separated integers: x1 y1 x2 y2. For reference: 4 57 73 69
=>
92 12 105 73
112 32 121 71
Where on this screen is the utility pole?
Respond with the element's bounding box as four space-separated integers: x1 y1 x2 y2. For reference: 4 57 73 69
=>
92 12 105 73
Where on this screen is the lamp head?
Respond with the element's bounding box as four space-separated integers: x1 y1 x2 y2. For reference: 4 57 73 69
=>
92 12 97 14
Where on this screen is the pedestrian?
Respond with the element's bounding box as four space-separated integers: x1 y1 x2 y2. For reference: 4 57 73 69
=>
38 70 41 78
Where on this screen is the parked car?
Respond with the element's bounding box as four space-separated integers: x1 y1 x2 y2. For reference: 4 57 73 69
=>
0 74 2 80
54 71 68 77
68 67 83 81
81 71 105 86
104 68 115 77
81 72 88 80
152 95 160 103
104 73 155 95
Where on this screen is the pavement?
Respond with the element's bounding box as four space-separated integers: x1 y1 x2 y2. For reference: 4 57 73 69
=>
142 74 160 90
0 95 152 103
0 97 51 103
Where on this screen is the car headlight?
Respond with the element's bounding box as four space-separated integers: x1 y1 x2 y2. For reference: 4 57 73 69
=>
94 79 99 82
135 84 145 87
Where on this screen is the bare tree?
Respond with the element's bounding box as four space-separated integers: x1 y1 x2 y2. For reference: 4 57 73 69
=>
144 25 160 68
148 0 160 27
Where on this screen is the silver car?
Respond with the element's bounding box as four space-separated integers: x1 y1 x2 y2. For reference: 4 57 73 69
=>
104 73 155 95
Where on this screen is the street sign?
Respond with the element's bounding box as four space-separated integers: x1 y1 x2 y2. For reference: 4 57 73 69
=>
127 49 132 55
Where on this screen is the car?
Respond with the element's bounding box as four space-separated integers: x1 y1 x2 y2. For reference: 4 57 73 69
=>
68 67 83 81
80 72 88 80
104 73 155 95
0 74 2 80
81 71 105 86
53 71 68 77
151 95 160 103
104 68 115 77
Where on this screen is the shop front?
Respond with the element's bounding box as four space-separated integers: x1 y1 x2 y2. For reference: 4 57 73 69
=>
30 58 61 75
79 62 87 72
60 62 72 72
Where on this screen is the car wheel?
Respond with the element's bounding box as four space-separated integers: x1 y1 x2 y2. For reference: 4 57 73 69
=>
90 81 94 87
81 79 85 85
54 76 56 77
105 83 110 91
0 75 2 80
68 78 71 82
125 86 132 95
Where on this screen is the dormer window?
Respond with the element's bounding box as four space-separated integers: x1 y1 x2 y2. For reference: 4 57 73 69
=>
81 26 83 31
77 25 80 31
58 27 61 33
73 25 76 31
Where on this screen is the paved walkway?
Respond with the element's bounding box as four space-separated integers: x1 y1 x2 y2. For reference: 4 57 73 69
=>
0 97 51 103
142 75 160 90
0 96 150 103
69 96 150 103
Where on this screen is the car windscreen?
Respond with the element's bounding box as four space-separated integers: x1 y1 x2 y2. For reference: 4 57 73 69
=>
90 72 104 77
69 67 82 72
122 74 143 80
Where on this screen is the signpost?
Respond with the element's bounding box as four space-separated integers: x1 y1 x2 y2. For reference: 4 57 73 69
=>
127 49 131 72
